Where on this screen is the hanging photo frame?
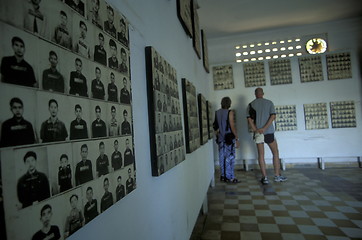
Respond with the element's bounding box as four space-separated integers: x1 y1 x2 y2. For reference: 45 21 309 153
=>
177 0 193 38
197 94 208 145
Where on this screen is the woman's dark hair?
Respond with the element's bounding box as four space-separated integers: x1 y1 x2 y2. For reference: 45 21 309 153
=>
221 97 231 109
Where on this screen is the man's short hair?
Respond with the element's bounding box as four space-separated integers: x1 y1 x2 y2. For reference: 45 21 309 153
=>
40 204 52 217
107 5 114 14
117 176 122 181
95 105 101 112
120 18 125 25
114 139 118 144
81 144 88 150
123 77 127 82
99 141 105 147
70 194 78 202
11 36 24 46
60 154 68 161
79 21 87 31
75 104 82 111
104 177 109 184
24 151 37 162
98 32 104 39
75 58 82 65
221 97 231 109
86 186 93 192
128 168 131 173
10 97 23 107
123 109 128 115
121 48 126 55
48 99 58 108
110 72 115 77
60 10 67 18
109 39 117 49
95 67 101 72
49 51 58 58
111 106 116 111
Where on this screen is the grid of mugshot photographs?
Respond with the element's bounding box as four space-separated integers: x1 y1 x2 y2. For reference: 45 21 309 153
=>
0 0 135 239
212 65 234 90
206 101 214 139
275 105 298 131
242 52 352 87
198 94 208 145
150 48 186 176
183 79 201 153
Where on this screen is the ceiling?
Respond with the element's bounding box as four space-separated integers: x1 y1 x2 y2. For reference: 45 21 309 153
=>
197 0 362 40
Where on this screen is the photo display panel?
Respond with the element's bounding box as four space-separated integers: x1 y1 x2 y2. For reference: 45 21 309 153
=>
191 0 201 59
182 78 200 153
326 52 352 80
145 47 186 177
275 105 297 131
269 59 292 85
206 101 214 140
303 103 329 130
212 65 234 90
298 55 324 83
330 101 356 128
243 62 266 87
177 0 193 38
197 94 208 145
201 30 210 73
0 0 135 239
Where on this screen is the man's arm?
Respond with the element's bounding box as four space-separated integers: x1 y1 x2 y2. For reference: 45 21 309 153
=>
258 114 276 134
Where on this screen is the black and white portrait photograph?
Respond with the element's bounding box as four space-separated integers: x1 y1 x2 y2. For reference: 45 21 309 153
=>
50 4 74 51
98 175 114 213
119 47 129 76
120 75 131 104
66 54 90 97
107 104 121 137
90 100 108 138
90 63 107 100
65 0 86 17
46 143 75 196
69 98 91 140
94 140 111 178
103 3 118 39
36 92 70 143
107 38 120 71
0 84 38 148
87 0 104 30
0 22 39 88
110 138 123 171
117 14 129 49
114 172 126 202
107 70 119 102
72 141 95 186
62 188 85 238
120 105 132 136
38 42 68 94
72 14 94 60
22 0 50 39
93 30 108 66
122 137 135 167
82 181 100 225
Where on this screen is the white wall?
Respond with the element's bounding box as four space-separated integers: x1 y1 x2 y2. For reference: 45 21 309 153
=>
69 1 214 240
207 18 362 164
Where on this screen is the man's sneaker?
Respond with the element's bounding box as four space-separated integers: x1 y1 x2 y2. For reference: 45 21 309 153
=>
274 175 287 182
260 177 269 185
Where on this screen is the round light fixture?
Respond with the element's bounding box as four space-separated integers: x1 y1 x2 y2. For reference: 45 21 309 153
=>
305 38 327 54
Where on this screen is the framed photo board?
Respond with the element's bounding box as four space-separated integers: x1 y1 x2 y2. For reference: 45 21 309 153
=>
330 101 356 128
243 62 266 87
275 105 297 131
182 78 200 153
206 101 214 139
303 103 329 130
201 30 209 73
0 0 136 239
145 46 186 176
177 0 193 37
326 52 352 80
212 65 234 90
269 59 292 85
197 94 208 145
191 0 201 59
298 56 324 83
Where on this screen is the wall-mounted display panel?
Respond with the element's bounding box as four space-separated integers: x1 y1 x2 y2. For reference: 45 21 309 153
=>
330 101 356 128
243 62 266 87
298 56 323 83
212 65 234 90
269 59 292 85
275 105 297 131
206 101 214 140
201 30 209 73
0 0 135 239
303 103 329 130
326 52 352 80
177 0 193 38
198 94 208 145
145 47 186 176
191 0 201 59
182 78 200 153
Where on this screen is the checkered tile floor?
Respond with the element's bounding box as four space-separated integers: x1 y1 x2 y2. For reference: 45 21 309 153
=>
191 168 362 240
